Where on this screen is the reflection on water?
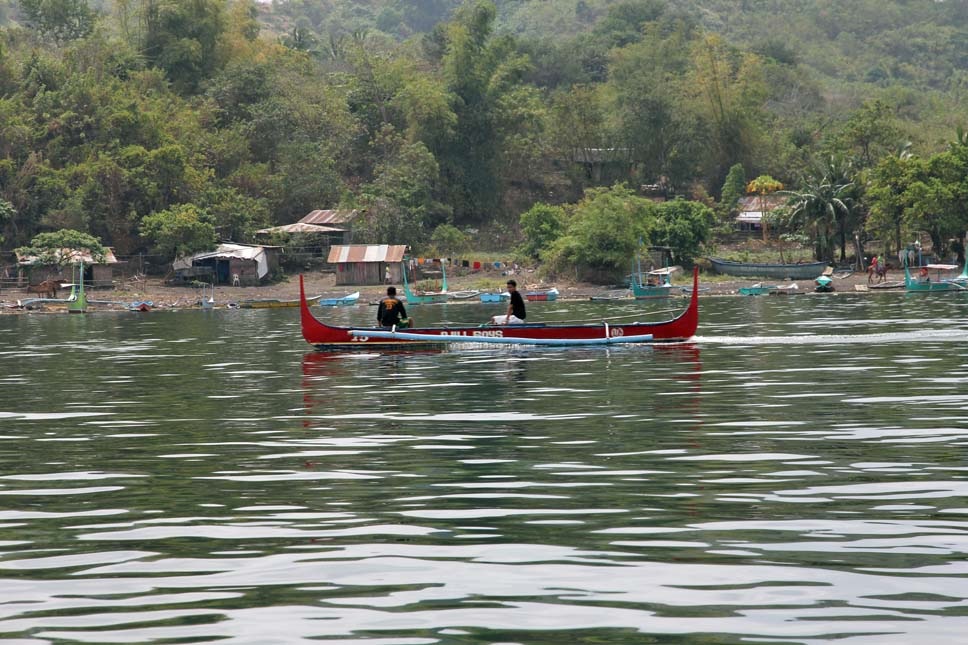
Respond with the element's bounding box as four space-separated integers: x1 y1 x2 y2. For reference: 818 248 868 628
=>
2 294 968 643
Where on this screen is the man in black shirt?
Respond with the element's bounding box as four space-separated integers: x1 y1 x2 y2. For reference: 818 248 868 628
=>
377 286 408 327
490 279 526 325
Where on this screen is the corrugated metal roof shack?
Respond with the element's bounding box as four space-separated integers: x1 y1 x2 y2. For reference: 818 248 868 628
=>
328 245 407 286
298 209 359 245
173 243 280 286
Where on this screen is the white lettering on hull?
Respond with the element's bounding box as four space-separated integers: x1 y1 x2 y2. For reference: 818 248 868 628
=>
440 330 505 338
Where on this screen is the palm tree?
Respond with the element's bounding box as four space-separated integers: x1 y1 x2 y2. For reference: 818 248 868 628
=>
817 155 860 264
783 176 852 263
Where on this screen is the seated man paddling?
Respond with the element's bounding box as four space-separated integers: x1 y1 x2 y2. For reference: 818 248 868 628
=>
377 286 410 328
490 279 526 325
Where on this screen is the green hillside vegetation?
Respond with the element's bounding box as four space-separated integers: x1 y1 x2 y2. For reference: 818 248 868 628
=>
1 0 967 281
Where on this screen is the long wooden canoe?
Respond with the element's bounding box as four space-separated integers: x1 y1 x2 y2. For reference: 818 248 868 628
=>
239 294 322 308
709 257 828 280
299 268 699 349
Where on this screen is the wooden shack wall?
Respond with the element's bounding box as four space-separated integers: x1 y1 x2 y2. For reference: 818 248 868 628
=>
334 262 383 286
229 258 260 286
264 250 280 274
28 264 114 287
91 265 114 287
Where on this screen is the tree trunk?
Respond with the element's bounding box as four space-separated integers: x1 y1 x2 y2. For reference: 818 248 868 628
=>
839 218 848 264
760 194 769 242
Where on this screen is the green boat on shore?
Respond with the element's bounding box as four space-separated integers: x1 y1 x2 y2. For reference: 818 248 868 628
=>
402 261 448 304
629 267 678 298
903 262 966 292
738 284 777 296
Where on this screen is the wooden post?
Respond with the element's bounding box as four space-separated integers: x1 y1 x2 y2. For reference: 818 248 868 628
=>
761 193 769 242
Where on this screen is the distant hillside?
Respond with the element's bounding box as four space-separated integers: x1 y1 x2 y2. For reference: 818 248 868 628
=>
265 0 968 92
258 0 967 151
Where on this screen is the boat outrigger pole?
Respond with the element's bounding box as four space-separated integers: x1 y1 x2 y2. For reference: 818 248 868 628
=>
68 261 88 314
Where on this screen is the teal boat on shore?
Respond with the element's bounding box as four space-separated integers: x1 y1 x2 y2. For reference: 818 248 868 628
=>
629 267 678 298
403 261 448 304
904 262 966 292
67 262 88 313
738 283 777 296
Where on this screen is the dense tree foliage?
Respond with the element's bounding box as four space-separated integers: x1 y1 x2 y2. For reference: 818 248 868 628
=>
140 203 217 257
546 184 653 280
650 199 713 266
866 138 968 261
718 163 745 218
0 198 13 245
18 0 96 42
15 228 107 264
538 182 711 279
1 0 967 276
518 202 564 260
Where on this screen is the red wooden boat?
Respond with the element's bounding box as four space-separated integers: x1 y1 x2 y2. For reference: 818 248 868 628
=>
299 268 699 349
525 287 559 302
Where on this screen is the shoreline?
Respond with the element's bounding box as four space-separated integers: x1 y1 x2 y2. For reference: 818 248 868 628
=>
0 267 915 314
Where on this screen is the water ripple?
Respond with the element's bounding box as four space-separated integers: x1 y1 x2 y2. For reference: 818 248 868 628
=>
3 298 968 642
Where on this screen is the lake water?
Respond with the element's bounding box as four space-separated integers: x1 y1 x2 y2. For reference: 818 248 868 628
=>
2 292 968 644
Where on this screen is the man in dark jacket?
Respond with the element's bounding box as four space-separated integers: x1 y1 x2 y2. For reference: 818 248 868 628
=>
377 286 408 327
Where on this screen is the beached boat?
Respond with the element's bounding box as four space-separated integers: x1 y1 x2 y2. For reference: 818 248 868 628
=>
738 282 801 296
774 283 801 295
738 284 777 296
630 267 677 298
904 263 966 292
678 285 710 295
446 289 481 300
67 263 88 314
238 294 322 308
709 257 828 280
525 287 559 302
867 280 905 290
589 289 632 301
479 291 510 303
298 268 700 349
318 291 360 306
199 282 215 309
402 261 448 304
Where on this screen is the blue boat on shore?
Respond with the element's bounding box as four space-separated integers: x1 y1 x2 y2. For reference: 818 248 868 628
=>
480 292 510 303
318 291 360 306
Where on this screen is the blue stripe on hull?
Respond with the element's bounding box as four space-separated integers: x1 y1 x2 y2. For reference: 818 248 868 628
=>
351 330 654 346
